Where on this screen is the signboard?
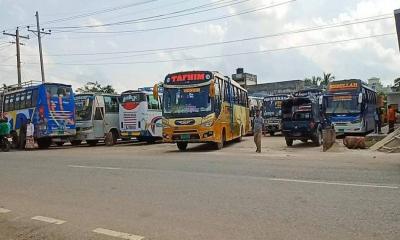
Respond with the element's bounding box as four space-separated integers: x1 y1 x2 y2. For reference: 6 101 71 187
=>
165 71 213 85
328 82 359 92
395 9 400 51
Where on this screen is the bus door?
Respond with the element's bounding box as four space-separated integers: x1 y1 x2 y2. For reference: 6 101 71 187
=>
93 96 106 138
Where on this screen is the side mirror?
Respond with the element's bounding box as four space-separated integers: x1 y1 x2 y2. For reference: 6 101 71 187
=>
153 84 159 99
209 80 216 98
358 93 363 104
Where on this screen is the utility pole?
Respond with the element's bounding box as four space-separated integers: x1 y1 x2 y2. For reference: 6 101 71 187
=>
3 27 29 87
28 11 51 83
395 9 400 52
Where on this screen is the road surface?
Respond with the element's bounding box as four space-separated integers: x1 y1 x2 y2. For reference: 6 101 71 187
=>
0 136 399 240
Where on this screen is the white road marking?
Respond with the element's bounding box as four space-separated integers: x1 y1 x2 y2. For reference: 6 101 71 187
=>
268 178 399 189
93 228 144 240
0 208 11 213
68 164 399 190
31 216 66 225
69 165 122 170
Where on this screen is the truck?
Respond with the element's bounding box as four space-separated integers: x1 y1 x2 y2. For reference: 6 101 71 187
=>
281 90 325 147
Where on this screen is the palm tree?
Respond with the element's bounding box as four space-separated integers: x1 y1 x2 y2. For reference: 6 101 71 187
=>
321 72 335 87
311 76 322 86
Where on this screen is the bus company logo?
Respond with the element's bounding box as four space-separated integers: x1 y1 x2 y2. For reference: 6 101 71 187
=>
167 72 212 83
329 82 358 91
175 119 195 125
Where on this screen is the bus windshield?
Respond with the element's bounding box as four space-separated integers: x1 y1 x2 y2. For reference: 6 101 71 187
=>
122 93 146 103
264 100 283 118
163 86 212 117
75 95 94 121
325 95 360 114
46 85 72 99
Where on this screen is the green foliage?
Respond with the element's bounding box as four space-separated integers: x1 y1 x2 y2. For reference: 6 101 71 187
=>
304 73 335 88
76 81 117 94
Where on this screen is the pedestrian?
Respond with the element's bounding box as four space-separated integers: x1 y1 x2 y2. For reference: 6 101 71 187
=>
25 119 35 150
374 108 381 134
387 105 397 134
19 118 27 149
253 109 264 153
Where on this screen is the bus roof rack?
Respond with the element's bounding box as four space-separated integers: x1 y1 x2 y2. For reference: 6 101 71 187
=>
0 80 42 94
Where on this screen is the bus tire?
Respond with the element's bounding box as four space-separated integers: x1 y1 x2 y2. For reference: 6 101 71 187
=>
236 126 244 142
215 129 226 150
37 138 51 149
177 142 188 151
71 140 82 146
270 131 275 136
285 138 293 147
105 131 117 146
11 131 19 149
87 140 98 147
1 138 11 152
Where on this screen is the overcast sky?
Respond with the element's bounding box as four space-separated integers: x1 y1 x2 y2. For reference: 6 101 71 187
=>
0 0 399 92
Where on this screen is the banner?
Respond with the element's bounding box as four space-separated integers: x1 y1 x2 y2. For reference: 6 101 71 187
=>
395 9 400 51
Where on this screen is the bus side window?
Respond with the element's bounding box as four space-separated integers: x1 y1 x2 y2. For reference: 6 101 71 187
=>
9 94 15 111
15 93 21 110
20 91 26 109
104 96 118 113
26 90 32 108
4 95 10 112
148 95 159 110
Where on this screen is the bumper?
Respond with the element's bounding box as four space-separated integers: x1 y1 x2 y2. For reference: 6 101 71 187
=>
282 130 315 140
163 128 216 143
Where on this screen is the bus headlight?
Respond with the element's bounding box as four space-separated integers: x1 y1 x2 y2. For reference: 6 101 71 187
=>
351 118 362 124
201 119 214 127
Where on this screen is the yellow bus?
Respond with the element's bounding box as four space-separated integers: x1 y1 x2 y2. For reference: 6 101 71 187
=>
154 71 250 151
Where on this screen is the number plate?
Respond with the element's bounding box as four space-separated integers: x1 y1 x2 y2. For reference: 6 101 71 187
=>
181 134 190 140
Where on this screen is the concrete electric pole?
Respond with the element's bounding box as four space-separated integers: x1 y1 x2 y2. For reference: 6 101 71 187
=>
3 27 30 87
28 11 51 83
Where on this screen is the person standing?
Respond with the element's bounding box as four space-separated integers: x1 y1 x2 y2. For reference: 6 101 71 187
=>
253 109 264 153
374 108 381 134
387 105 397 134
25 119 35 150
19 118 27 149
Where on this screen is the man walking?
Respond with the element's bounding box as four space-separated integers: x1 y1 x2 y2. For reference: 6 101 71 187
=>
253 109 264 153
387 105 397 134
374 108 382 134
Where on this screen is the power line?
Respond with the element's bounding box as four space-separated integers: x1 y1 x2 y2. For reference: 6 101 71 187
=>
39 0 159 25
50 0 252 29
52 0 296 34
38 14 393 57
24 32 396 66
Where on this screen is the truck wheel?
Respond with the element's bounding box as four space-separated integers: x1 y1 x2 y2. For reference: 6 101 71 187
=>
285 138 293 147
177 142 188 151
1 139 11 152
56 142 64 147
105 132 117 146
87 140 98 147
312 130 322 147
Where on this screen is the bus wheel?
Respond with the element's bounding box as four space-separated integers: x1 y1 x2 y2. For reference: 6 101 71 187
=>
11 132 19 149
285 138 293 147
71 140 82 146
177 142 188 151
236 126 244 142
270 131 275 136
215 129 225 150
87 140 98 147
37 138 51 149
105 131 117 146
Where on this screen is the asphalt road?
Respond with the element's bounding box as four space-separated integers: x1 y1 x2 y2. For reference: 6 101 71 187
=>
0 136 399 240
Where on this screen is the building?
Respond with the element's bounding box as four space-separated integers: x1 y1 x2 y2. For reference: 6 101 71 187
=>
368 77 391 93
247 80 304 97
232 68 257 89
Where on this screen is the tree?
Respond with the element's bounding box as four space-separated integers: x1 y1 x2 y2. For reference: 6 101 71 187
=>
311 76 322 86
394 77 400 91
321 72 335 87
76 81 117 94
304 78 312 86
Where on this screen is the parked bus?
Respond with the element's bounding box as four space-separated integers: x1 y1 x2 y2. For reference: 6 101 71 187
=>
72 93 120 146
1 81 76 149
325 79 377 134
119 88 163 143
156 71 250 151
263 94 288 136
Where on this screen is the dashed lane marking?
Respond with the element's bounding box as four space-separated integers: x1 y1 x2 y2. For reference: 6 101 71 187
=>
93 228 144 240
69 165 122 170
31 216 66 225
0 208 11 213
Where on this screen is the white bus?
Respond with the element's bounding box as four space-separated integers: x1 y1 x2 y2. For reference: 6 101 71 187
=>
72 93 120 146
119 88 162 143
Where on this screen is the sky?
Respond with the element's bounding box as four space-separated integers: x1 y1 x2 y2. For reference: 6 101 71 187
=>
0 0 399 93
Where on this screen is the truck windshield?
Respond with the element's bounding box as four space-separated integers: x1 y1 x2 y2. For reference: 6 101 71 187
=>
163 86 212 118
325 95 360 114
75 95 94 121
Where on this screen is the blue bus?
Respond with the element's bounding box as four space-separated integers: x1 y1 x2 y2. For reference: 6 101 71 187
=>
325 79 377 134
1 82 76 149
263 94 288 136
